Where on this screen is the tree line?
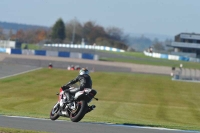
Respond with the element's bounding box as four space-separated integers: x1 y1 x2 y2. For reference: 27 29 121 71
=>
0 18 128 50
0 18 172 51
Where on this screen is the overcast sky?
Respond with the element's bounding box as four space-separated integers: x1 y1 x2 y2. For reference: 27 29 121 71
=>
0 0 199 37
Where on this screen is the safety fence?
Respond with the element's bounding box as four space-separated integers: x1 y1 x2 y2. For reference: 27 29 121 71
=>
144 51 200 62
0 48 98 60
171 67 200 82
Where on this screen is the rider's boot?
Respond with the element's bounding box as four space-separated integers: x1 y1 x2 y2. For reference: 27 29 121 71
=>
86 105 96 113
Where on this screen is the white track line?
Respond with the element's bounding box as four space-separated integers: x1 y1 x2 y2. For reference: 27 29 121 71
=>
0 67 42 80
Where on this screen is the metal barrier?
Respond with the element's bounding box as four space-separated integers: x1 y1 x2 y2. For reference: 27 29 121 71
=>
144 51 199 62
171 66 200 82
5 48 99 60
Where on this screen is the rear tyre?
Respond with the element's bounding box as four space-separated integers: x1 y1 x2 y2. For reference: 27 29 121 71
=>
70 100 87 122
50 103 60 121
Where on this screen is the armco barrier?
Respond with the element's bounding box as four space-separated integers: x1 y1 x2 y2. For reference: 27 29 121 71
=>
46 51 58 57
144 51 200 62
22 49 35 55
6 48 98 60
168 55 179 60
189 57 200 62
82 53 94 60
11 49 22 54
58 51 70 57
152 53 160 58
179 56 189 61
160 54 168 59
0 48 6 53
70 52 81 58
34 50 46 56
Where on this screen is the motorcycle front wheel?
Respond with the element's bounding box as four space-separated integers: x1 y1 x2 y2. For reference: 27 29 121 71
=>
50 103 60 120
70 100 87 122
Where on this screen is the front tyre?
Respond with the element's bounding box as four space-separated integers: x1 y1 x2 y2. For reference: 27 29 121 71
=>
50 103 60 120
70 100 87 122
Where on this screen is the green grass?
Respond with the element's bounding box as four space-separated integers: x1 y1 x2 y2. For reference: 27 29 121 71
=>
99 51 200 69
0 127 49 133
0 68 200 131
21 44 40 50
100 51 148 58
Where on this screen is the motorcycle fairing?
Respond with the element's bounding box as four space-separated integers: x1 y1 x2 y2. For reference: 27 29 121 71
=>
74 88 92 100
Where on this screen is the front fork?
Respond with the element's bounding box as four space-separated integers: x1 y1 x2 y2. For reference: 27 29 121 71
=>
51 102 60 115
54 102 60 109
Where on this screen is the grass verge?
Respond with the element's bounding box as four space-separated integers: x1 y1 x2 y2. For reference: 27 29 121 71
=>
0 68 200 131
99 51 200 69
0 127 49 133
21 44 40 50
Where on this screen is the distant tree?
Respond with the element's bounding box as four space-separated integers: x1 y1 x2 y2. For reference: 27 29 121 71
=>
8 29 13 39
82 21 96 44
95 37 111 46
24 29 36 43
106 26 123 41
127 46 135 52
90 25 106 43
49 19 129 50
153 42 165 51
152 38 159 44
0 19 130 49
82 21 107 44
10 28 49 44
113 41 128 50
36 29 48 42
15 30 25 42
51 18 66 43
65 19 83 44
0 27 5 39
9 29 16 40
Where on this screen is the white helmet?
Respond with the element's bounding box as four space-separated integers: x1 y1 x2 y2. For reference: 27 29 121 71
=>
79 68 89 75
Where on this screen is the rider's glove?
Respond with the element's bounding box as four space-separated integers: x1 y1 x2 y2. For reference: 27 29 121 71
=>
61 85 67 90
61 82 71 90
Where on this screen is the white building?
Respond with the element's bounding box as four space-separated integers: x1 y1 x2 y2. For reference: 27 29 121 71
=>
0 40 19 48
168 33 200 58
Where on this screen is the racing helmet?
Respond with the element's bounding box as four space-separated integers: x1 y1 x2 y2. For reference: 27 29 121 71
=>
79 68 89 75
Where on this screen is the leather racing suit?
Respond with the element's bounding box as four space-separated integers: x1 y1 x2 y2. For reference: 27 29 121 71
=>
62 74 92 103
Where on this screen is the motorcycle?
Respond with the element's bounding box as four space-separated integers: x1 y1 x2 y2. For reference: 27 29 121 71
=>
50 84 98 122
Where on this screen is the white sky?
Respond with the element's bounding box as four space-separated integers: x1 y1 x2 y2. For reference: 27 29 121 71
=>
0 0 199 36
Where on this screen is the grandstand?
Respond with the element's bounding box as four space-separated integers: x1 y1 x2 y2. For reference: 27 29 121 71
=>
168 32 200 58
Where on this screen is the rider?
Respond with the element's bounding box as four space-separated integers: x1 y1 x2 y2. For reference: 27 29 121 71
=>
61 68 92 106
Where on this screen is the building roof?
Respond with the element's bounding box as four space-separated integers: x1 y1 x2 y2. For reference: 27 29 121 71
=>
176 32 200 36
175 32 200 41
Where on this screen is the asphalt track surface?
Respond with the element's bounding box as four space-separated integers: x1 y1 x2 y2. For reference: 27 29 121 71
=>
1 116 200 133
1 53 199 133
0 63 41 79
0 53 172 75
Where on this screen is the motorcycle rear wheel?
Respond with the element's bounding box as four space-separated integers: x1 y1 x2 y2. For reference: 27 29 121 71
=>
50 103 60 120
70 100 87 122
